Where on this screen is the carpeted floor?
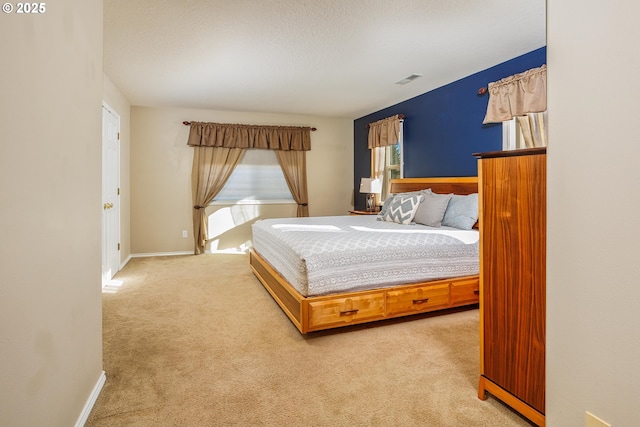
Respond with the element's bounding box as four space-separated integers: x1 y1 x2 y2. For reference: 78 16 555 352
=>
87 254 532 427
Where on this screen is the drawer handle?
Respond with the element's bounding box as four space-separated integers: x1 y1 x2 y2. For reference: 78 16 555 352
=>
473 290 480 295
339 309 359 316
412 298 430 304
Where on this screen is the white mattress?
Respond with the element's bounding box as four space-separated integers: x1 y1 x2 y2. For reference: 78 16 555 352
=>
252 215 479 297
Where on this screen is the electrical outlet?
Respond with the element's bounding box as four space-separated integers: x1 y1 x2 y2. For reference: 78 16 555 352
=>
586 411 611 427
182 230 188 238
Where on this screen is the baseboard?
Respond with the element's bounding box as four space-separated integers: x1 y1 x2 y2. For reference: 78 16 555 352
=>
130 251 193 258
75 370 106 427
120 254 132 270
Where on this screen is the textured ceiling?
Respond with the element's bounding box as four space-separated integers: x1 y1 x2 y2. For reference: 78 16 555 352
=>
104 0 546 119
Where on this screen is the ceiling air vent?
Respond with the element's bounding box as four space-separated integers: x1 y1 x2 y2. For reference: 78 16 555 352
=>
395 74 423 85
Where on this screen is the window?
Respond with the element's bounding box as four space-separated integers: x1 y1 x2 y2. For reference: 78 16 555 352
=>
503 117 522 150
372 121 403 203
386 141 402 181
213 149 293 204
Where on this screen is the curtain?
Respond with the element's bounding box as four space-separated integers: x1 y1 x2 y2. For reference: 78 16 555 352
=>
275 150 309 217
516 111 548 148
371 146 386 204
188 121 312 254
483 64 547 124
368 115 401 148
187 122 311 151
191 146 245 255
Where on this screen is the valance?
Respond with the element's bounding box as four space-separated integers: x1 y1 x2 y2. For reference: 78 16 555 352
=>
368 115 401 148
187 121 312 151
483 64 547 124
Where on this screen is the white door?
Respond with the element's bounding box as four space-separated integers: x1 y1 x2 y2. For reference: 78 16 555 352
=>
102 104 120 286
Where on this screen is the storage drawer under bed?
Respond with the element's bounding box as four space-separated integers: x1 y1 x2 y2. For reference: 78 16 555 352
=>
450 277 480 306
308 293 386 331
386 283 450 316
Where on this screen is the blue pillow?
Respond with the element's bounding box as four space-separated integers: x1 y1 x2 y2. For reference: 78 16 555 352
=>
442 193 479 230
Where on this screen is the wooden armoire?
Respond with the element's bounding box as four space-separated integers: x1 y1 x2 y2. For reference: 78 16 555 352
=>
474 147 546 427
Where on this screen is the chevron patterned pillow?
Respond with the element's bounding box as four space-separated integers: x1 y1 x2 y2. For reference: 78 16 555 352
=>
382 194 423 225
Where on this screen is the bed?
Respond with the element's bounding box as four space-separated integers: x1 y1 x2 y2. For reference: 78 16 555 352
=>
249 177 480 333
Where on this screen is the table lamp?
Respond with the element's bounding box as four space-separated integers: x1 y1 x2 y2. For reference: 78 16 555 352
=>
359 178 382 212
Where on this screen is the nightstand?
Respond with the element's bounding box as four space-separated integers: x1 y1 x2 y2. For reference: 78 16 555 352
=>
349 209 380 215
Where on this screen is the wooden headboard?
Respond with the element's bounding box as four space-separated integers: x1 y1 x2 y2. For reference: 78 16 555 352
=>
389 177 478 195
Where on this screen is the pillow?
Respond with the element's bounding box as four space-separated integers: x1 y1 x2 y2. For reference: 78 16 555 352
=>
377 194 396 219
442 193 479 230
413 192 453 227
377 191 423 220
381 194 423 225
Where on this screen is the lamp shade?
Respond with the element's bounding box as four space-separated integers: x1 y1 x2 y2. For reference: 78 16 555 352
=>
359 178 382 194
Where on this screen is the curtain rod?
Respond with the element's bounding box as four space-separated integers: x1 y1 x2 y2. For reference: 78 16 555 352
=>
183 121 317 131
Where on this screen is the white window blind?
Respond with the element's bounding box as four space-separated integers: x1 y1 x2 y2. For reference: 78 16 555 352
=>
213 149 293 204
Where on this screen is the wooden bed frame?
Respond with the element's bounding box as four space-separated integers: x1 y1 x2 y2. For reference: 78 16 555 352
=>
249 177 479 334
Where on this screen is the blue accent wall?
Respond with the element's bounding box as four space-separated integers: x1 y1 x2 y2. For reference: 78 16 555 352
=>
353 47 546 210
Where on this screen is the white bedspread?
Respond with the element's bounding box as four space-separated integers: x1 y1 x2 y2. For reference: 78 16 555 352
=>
252 215 479 297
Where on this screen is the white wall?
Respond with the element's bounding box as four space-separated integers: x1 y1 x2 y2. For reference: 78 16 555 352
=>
130 106 353 254
0 1 104 426
547 1 640 426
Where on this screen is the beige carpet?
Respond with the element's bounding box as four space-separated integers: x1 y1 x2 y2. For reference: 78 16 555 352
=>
87 254 532 427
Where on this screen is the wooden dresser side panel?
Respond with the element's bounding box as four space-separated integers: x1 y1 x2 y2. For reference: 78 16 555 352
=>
480 153 546 412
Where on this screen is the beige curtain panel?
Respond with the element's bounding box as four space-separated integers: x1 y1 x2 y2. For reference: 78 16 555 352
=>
187 121 312 151
368 115 401 148
371 146 386 205
191 146 245 255
516 112 548 148
483 64 547 124
275 150 310 217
